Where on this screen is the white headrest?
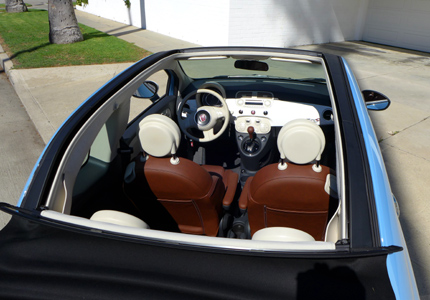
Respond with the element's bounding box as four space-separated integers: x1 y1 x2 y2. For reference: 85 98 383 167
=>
252 227 315 242
90 210 149 229
138 114 181 157
277 119 325 164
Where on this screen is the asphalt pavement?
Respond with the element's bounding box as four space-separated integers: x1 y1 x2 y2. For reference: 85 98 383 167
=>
0 4 429 298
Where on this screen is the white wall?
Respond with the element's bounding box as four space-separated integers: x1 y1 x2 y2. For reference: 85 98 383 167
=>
144 0 230 46
77 0 145 28
228 0 354 47
144 0 367 47
332 0 370 40
77 0 370 47
363 0 430 52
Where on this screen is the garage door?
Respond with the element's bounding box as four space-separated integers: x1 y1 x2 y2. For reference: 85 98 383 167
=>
363 0 430 52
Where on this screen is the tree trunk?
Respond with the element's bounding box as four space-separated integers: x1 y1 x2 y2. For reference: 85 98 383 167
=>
48 0 83 44
5 0 28 13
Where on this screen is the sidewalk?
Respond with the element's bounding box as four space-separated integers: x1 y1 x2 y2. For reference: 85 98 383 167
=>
1 10 200 143
1 8 429 298
75 10 200 53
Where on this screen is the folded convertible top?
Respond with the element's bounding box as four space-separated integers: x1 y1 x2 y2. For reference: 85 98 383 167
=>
0 215 396 299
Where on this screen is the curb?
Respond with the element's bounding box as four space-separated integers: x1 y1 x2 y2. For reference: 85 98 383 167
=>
0 44 55 144
0 44 13 77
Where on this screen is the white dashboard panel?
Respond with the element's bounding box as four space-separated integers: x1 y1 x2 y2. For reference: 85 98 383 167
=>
235 117 271 134
226 98 332 133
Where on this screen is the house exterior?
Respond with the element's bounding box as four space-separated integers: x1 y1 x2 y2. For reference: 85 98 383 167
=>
77 0 430 52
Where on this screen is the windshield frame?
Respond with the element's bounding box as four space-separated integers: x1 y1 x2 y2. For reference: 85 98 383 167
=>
177 54 328 82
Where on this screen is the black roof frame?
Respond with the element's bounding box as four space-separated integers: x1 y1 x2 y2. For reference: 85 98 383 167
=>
322 53 380 249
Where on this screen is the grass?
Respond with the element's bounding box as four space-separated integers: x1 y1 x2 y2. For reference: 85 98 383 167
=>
0 3 32 7
0 9 151 68
0 3 32 8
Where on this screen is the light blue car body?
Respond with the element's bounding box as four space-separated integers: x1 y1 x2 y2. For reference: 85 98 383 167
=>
343 59 419 299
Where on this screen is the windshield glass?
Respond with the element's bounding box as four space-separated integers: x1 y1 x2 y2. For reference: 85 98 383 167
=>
178 56 327 81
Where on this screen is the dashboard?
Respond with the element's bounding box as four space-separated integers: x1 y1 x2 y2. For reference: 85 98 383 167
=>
182 79 333 135
226 91 333 134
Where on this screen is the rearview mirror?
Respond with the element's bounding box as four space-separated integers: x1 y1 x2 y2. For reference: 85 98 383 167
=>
234 60 269 71
362 90 391 111
133 81 160 102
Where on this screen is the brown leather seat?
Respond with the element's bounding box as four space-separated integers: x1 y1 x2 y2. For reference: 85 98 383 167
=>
239 119 334 241
128 114 238 237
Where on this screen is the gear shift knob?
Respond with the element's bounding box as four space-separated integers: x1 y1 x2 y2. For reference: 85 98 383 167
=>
247 126 255 140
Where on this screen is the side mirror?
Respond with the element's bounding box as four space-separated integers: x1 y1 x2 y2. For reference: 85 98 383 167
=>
362 90 391 111
133 81 160 102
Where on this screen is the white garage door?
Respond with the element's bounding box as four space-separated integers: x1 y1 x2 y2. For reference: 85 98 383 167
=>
363 0 430 52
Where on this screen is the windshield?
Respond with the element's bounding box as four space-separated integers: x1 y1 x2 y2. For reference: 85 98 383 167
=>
178 56 327 81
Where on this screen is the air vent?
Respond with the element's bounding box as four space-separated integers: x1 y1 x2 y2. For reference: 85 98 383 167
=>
236 91 274 99
257 92 273 98
323 109 333 121
236 91 253 98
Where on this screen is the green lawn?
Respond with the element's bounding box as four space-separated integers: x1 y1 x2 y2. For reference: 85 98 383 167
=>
0 3 33 7
0 9 151 68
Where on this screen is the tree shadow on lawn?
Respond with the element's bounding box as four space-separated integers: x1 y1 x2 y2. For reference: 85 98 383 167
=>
8 30 110 61
82 31 110 41
9 42 50 60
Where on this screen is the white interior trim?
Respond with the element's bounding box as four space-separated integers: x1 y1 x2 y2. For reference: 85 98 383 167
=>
41 210 336 252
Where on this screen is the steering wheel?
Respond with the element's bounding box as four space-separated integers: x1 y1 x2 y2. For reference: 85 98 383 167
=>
177 88 230 142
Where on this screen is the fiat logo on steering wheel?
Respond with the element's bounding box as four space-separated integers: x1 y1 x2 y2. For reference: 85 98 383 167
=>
196 111 210 125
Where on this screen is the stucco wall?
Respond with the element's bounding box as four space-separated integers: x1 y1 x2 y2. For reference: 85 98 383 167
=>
228 0 361 47
77 0 370 47
77 0 145 28
145 0 367 47
363 0 430 52
144 0 230 46
332 0 370 41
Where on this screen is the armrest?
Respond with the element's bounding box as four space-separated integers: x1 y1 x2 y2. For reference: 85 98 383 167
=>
222 170 239 209
238 177 253 213
200 165 239 210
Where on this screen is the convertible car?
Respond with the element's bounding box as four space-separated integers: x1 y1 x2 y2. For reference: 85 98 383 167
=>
0 47 419 299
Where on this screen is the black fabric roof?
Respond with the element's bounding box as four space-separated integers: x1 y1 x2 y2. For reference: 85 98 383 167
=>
0 215 395 299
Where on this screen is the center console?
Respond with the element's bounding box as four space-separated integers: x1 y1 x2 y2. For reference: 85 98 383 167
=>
227 94 279 186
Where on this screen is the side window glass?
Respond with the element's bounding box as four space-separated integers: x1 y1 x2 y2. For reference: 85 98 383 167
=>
129 70 169 122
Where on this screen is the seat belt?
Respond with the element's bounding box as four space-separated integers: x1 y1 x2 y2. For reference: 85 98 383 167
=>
118 137 133 171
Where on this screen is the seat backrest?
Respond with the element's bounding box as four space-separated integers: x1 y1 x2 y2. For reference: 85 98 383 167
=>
135 114 225 236
247 119 332 241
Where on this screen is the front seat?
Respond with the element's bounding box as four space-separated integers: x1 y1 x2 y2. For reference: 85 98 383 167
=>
125 114 238 237
238 119 335 241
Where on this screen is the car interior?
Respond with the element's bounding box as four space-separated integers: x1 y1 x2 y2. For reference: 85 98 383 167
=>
41 50 345 250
